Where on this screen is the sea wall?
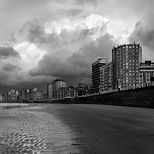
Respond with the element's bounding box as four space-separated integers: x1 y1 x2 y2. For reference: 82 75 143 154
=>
56 86 154 108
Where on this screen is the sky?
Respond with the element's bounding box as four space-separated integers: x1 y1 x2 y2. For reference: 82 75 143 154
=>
0 0 154 93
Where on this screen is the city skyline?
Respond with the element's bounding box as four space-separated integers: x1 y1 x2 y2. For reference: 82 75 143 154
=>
1 43 154 102
1 43 152 96
0 0 154 93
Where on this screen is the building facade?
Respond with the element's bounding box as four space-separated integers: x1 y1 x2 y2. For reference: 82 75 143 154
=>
139 61 154 87
32 91 43 101
92 57 108 93
56 87 67 99
47 84 53 99
0 94 2 101
112 43 142 90
52 79 67 98
2 90 19 102
100 62 112 92
18 89 33 102
23 89 33 101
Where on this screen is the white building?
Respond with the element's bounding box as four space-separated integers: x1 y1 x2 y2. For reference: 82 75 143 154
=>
139 61 154 87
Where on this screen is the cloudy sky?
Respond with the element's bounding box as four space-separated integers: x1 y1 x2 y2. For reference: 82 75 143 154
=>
0 0 154 93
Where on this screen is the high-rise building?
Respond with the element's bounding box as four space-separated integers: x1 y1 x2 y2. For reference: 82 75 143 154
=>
52 79 67 98
47 84 53 99
100 62 112 92
19 89 33 102
4 90 19 102
0 94 2 101
139 61 154 87
112 43 142 90
25 89 33 101
56 87 68 99
92 57 108 93
19 89 26 101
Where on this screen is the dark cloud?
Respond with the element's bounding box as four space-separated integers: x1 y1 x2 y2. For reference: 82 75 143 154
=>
2 63 20 72
129 21 154 50
128 6 154 61
19 19 61 49
28 23 45 44
20 15 114 85
0 46 20 59
75 0 103 5
19 19 43 43
128 0 154 50
20 19 98 55
55 9 84 17
66 9 83 16
29 53 90 79
29 33 114 81
0 81 47 94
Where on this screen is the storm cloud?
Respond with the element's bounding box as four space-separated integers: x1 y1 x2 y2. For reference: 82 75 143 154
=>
130 21 154 50
29 32 114 80
0 0 154 93
0 47 20 59
20 14 114 83
129 6 154 60
2 63 20 72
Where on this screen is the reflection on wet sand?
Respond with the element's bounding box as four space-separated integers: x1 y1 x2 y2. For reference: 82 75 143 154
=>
0 106 80 154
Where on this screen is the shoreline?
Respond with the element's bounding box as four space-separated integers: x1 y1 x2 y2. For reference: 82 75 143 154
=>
0 104 80 154
0 103 29 107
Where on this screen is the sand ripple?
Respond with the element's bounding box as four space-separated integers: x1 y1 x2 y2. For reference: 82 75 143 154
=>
0 108 79 154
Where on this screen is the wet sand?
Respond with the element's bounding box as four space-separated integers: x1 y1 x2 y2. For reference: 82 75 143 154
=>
32 104 154 154
1 104 154 154
0 105 80 154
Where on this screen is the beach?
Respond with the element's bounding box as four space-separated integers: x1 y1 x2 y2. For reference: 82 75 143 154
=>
0 104 154 154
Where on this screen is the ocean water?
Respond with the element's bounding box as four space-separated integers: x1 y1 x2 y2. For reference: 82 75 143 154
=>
0 105 80 154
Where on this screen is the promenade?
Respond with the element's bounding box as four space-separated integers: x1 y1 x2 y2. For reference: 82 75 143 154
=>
0 104 154 154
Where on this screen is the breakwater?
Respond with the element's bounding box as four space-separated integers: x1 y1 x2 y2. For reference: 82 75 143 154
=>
50 86 154 108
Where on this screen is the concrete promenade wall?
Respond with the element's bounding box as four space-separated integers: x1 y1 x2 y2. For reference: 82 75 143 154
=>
56 86 154 108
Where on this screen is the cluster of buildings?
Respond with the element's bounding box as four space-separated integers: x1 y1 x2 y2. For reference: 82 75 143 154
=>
44 42 154 100
1 42 154 102
0 88 44 103
0 77 92 102
47 77 92 100
92 43 154 93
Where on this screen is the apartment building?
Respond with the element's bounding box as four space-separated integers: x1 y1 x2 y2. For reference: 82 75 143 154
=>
139 61 154 87
100 62 112 92
112 43 142 90
92 57 108 93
